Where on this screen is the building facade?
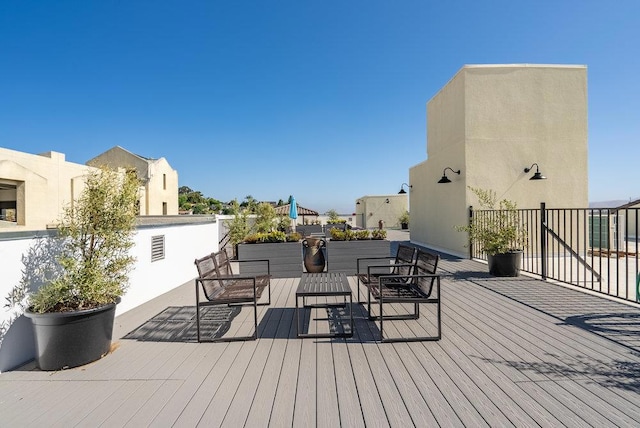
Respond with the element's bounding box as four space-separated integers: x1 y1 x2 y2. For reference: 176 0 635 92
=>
409 65 589 256
354 194 409 229
1 146 179 231
87 146 178 216
0 148 91 230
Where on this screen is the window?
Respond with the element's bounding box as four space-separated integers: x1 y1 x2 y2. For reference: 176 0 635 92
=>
162 202 167 215
163 174 166 190
151 235 165 262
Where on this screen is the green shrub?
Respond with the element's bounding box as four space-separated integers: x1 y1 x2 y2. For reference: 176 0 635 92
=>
356 230 370 240
371 229 387 240
226 209 251 246
28 167 140 313
456 187 527 256
326 209 346 224
286 232 302 242
398 210 410 225
330 229 346 241
243 230 287 244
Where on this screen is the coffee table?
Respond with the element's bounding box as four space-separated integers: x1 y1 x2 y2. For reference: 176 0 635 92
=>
295 272 353 338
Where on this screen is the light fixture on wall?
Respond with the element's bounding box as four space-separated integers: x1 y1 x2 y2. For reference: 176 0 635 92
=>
398 183 412 194
356 200 361 205
524 163 546 180
437 167 461 184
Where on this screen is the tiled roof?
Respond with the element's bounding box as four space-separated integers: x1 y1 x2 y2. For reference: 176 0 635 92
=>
273 203 319 216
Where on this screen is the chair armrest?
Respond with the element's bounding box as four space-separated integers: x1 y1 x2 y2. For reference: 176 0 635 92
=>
201 274 263 282
366 263 415 277
379 273 440 282
357 256 394 273
379 273 440 296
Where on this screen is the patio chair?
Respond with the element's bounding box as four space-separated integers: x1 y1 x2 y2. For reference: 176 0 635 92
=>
366 248 441 342
356 243 417 303
193 249 271 342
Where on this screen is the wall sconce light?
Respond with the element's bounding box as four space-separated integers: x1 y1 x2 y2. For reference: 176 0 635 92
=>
356 200 361 205
398 183 412 194
524 163 546 180
385 198 390 203
437 167 461 184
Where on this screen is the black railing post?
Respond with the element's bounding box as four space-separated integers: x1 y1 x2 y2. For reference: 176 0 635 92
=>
468 205 474 259
540 202 547 280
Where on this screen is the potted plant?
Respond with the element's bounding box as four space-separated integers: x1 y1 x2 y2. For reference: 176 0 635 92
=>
19 167 140 370
398 210 410 230
457 187 527 277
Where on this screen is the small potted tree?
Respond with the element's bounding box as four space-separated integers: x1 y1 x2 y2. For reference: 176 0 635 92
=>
457 187 527 277
398 210 410 230
18 167 140 370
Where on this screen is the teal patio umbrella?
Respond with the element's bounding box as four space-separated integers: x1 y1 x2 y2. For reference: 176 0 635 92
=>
289 195 298 232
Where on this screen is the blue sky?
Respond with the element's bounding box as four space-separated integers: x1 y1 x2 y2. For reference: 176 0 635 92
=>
2 1 639 213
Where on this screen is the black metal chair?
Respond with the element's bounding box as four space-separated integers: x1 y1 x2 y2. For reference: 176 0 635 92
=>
366 249 441 342
193 250 271 342
356 243 417 304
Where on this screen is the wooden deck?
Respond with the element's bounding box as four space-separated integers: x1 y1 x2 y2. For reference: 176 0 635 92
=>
2 256 640 427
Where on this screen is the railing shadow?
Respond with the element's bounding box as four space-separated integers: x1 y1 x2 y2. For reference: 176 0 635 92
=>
481 353 640 393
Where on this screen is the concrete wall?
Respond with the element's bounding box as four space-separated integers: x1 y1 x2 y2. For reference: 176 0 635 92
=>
354 194 409 229
410 65 589 256
0 219 218 372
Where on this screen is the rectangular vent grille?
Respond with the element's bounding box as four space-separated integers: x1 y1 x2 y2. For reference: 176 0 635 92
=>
151 235 165 262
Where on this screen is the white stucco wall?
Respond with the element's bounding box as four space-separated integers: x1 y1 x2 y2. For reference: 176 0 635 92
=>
410 64 589 256
0 220 218 372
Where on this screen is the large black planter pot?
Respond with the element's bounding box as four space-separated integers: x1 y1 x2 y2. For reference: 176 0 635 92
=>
487 252 523 277
401 223 408 230
24 301 118 371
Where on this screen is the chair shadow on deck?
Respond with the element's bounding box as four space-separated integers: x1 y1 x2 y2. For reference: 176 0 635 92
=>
123 305 241 343
257 304 379 342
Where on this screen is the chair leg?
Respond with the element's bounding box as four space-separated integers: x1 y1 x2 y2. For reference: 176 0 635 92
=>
253 294 258 340
195 281 201 343
379 296 384 341
257 281 271 306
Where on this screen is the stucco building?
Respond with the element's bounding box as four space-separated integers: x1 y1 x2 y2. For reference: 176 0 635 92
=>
409 64 589 256
0 146 179 231
0 148 90 230
87 146 178 216
354 194 408 229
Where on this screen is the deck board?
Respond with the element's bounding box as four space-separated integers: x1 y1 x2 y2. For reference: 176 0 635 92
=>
2 255 640 428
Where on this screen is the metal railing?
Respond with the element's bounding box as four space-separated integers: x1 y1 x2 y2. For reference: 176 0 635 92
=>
470 203 640 303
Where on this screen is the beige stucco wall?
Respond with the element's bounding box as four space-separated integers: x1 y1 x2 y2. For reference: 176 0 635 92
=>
146 157 179 215
0 148 92 230
410 65 589 256
88 146 179 216
354 194 408 229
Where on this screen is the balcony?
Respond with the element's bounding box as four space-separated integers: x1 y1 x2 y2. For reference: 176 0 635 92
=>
2 247 639 426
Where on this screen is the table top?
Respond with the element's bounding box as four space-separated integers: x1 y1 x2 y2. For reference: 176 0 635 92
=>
297 272 351 295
